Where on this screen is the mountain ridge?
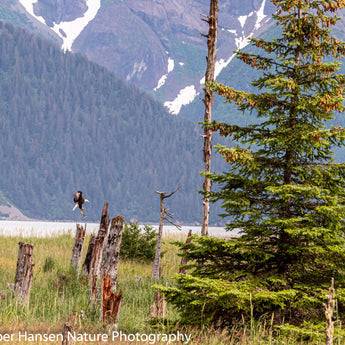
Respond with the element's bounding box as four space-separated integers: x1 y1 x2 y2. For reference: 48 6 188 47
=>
2 0 277 116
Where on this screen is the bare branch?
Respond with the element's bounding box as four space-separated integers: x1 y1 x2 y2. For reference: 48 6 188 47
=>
164 216 182 230
163 184 182 199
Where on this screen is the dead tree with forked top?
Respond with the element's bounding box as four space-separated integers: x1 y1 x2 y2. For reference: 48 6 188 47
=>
152 185 181 280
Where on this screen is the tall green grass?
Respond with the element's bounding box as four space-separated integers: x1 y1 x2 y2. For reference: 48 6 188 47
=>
0 230 341 344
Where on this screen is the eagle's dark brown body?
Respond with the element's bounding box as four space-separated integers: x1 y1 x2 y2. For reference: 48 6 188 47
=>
73 191 89 217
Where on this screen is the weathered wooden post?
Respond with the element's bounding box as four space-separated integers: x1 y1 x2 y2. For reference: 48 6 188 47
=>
14 242 34 305
179 229 193 274
89 202 110 302
81 234 95 277
101 271 122 326
152 185 181 280
70 224 86 271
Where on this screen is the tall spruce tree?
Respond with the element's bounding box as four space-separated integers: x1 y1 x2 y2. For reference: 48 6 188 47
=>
158 0 345 330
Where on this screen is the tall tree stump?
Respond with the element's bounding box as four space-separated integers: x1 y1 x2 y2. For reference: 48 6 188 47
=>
101 216 124 289
81 234 95 277
89 202 110 302
14 242 34 305
179 230 193 274
70 224 86 271
101 271 122 325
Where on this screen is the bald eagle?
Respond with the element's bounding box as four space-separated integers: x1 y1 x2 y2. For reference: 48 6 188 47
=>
73 191 89 217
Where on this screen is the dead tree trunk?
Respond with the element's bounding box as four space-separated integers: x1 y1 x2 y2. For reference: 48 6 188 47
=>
70 224 86 271
179 230 193 274
101 271 122 325
14 242 34 305
81 234 95 277
101 216 124 289
201 0 218 236
323 277 336 345
89 202 110 302
152 185 181 280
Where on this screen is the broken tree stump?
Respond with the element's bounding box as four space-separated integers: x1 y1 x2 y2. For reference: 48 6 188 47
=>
14 242 34 305
70 224 86 271
147 289 167 319
81 234 95 277
323 277 336 345
89 202 110 302
179 229 193 274
101 271 122 325
99 216 124 320
62 322 75 345
101 216 124 289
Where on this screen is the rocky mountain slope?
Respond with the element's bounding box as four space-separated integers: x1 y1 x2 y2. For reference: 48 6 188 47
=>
1 0 276 116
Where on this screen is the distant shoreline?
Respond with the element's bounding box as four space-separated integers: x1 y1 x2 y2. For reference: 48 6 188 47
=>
0 220 237 238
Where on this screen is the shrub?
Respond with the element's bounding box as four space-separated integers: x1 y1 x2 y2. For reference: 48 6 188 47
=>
121 222 158 261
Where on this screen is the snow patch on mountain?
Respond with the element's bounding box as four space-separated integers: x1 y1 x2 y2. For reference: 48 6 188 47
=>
154 58 175 91
52 0 101 51
255 0 268 30
18 0 46 25
238 13 251 28
18 0 101 52
168 58 175 72
164 85 198 115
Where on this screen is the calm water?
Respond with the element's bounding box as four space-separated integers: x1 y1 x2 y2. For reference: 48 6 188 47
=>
0 220 237 237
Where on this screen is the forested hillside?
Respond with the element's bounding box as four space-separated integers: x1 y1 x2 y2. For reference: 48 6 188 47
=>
0 21 227 224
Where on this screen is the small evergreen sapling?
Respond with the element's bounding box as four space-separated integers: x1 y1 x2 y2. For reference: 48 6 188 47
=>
120 222 158 261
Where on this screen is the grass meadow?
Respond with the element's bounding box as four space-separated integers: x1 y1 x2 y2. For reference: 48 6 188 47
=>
0 229 342 344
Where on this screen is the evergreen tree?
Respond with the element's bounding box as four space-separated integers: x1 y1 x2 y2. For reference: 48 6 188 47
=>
159 0 345 330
